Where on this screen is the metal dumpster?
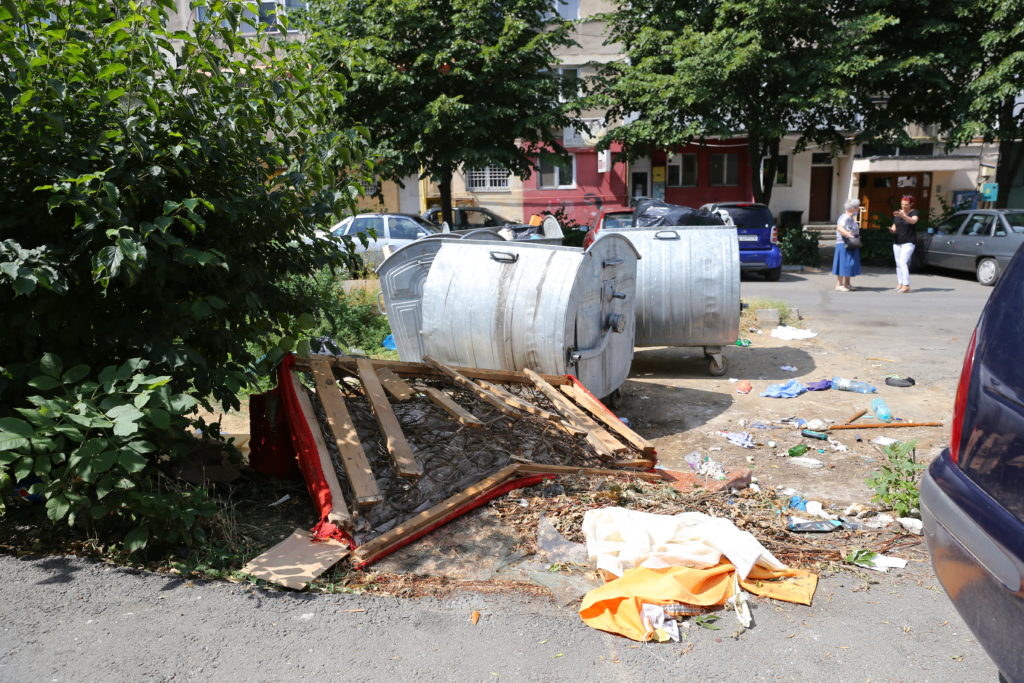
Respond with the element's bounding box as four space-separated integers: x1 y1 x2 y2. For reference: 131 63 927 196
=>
380 236 638 399
597 225 740 376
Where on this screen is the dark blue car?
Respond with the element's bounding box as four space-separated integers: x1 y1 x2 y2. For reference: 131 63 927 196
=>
921 241 1024 681
701 202 783 281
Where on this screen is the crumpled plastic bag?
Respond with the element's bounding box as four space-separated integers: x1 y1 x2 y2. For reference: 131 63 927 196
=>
806 379 832 391
771 326 817 340
760 379 808 398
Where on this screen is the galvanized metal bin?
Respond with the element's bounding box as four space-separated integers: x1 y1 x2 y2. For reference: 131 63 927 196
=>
380 236 638 399
597 225 740 376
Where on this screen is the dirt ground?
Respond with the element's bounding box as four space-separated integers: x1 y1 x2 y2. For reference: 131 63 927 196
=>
619 327 948 507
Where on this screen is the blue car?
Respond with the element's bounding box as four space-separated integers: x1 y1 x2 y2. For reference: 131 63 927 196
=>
921 241 1024 680
701 202 783 281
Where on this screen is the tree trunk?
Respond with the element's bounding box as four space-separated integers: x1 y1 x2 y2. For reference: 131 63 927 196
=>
748 136 779 205
438 170 454 226
995 96 1023 209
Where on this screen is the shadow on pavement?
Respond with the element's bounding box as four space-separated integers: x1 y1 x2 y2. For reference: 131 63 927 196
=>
33 556 82 585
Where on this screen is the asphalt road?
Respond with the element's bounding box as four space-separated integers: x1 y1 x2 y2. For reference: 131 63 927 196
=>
0 266 1001 682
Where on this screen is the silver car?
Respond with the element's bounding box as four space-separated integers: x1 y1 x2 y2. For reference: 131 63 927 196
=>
918 209 1024 286
331 213 439 267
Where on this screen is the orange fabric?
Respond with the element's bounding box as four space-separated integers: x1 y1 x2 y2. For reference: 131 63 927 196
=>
579 563 817 641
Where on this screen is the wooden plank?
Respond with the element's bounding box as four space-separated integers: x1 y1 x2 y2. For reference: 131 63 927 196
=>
376 367 417 401
241 528 349 590
294 356 570 386
559 383 657 455
421 355 523 418
844 409 868 425
478 381 563 422
355 358 423 478
514 462 661 481
289 370 353 530
309 358 381 506
414 384 484 429
523 368 627 458
828 421 943 431
352 464 521 563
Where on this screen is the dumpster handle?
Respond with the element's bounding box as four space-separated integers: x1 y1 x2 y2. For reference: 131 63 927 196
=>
569 314 626 362
489 251 519 263
654 230 680 240
376 290 386 315
602 257 624 267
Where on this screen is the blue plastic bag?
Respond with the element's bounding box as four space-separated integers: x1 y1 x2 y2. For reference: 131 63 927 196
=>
759 379 808 398
381 334 397 350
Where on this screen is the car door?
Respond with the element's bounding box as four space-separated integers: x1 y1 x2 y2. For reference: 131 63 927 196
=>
386 216 432 251
344 215 385 254
924 214 969 268
950 213 996 272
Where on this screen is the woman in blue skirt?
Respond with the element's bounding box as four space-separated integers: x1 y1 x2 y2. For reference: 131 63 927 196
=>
833 198 862 291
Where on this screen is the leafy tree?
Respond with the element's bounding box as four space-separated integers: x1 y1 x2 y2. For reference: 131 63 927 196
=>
301 0 583 224
598 0 896 204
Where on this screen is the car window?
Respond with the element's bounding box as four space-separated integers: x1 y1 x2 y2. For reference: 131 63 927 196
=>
348 216 383 237
388 216 425 240
604 212 633 229
463 209 500 227
722 205 773 228
994 217 1009 237
933 215 966 235
423 209 441 224
1004 212 1024 233
961 214 995 237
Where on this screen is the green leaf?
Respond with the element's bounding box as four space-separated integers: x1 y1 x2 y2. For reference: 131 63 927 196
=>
40 352 63 378
168 394 198 414
0 440 28 457
133 393 151 409
106 404 144 422
124 525 149 553
28 374 60 391
0 417 33 437
33 454 51 477
145 408 171 430
117 450 147 473
46 494 70 522
61 364 91 384
95 474 114 500
98 63 128 79
113 419 141 437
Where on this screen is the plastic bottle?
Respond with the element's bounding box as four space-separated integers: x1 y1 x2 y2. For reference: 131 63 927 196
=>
871 397 893 422
788 444 809 457
831 377 877 393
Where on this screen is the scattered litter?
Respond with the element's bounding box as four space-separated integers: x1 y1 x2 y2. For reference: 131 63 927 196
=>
866 357 895 362
735 380 753 394
862 513 895 529
780 365 798 372
771 326 817 340
269 494 291 507
804 501 837 519
871 436 899 447
789 496 808 511
805 419 827 431
846 549 907 572
827 438 848 452
788 457 824 469
920 346 946 351
776 417 807 427
684 451 702 471
800 429 828 440
897 518 923 535
788 518 842 533
718 431 755 449
805 379 832 391
471 610 481 625
760 379 808 398
749 421 769 429
871 397 893 422
735 338 752 347
640 604 680 642
766 440 777 448
382 334 397 350
885 376 916 388
787 444 809 457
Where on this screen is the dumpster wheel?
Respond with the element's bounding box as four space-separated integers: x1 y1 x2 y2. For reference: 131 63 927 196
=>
705 348 727 377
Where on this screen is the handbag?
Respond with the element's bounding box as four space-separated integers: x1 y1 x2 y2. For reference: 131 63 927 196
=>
844 234 862 249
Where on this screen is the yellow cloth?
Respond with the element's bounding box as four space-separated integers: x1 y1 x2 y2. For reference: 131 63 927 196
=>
579 564 818 641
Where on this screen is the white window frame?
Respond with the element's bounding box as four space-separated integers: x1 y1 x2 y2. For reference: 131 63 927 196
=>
667 153 697 187
539 153 576 189
465 165 511 192
710 153 739 187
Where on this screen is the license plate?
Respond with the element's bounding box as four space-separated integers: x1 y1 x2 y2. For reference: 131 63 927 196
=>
738 235 758 242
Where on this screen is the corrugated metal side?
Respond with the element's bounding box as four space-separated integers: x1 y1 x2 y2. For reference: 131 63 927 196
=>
420 242 579 376
602 226 739 347
376 239 447 362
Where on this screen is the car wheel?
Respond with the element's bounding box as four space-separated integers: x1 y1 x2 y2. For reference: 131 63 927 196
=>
976 257 1000 286
765 266 782 281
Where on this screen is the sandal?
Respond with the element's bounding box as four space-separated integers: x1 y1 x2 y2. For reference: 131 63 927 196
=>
835 286 851 292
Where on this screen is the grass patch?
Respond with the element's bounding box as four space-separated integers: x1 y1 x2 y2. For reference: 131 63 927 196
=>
740 296 800 329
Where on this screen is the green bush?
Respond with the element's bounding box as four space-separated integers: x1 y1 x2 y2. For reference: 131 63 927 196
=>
857 228 896 266
865 440 924 518
0 354 216 552
780 228 820 266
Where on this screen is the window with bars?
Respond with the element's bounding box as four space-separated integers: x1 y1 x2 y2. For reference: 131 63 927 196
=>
466 165 511 192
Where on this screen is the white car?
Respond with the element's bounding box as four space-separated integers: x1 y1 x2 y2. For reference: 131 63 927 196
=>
331 213 439 266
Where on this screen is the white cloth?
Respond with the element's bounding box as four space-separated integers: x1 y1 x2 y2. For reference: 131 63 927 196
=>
771 325 817 340
893 242 915 286
582 507 786 580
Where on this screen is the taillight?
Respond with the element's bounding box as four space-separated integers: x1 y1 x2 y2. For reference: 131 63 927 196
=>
949 327 978 464
770 226 779 245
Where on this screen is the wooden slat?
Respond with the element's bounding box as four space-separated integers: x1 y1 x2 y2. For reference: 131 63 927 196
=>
355 358 423 478
309 358 381 506
241 528 349 590
421 355 523 418
289 370 353 530
514 462 661 481
844 409 868 425
523 368 627 458
827 421 943 431
415 384 484 429
375 366 417 401
478 381 563 422
294 356 570 386
352 464 521 563
559 383 656 455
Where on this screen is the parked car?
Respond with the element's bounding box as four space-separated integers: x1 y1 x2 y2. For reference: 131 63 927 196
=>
915 209 1024 286
700 202 783 281
921 239 1024 680
331 213 439 266
582 208 633 249
422 206 517 230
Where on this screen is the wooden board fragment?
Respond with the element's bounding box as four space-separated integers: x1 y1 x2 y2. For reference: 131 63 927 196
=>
376 367 417 402
355 358 423 478
523 368 627 459
414 384 484 429
478 380 564 422
352 464 520 563
309 358 381 506
514 462 661 481
294 356 570 386
559 383 657 455
242 528 349 590
844 409 868 425
290 370 352 530
827 421 943 431
421 355 522 418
